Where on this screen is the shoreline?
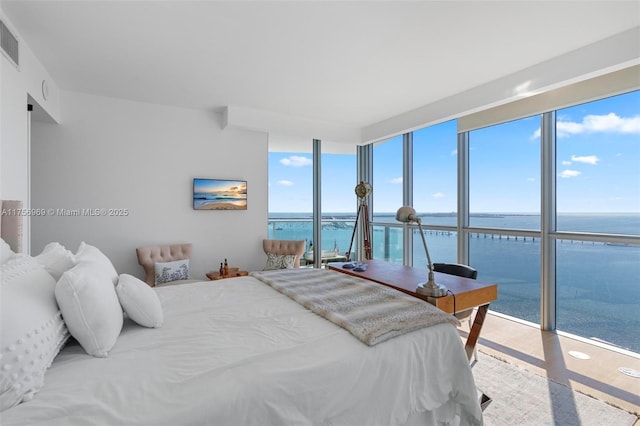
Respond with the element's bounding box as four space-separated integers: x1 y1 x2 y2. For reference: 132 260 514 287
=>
196 201 246 210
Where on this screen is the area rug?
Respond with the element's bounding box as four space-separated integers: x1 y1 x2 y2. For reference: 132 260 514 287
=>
472 352 638 426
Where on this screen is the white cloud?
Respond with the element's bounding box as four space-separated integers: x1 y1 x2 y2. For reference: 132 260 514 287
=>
391 177 403 184
530 113 640 139
278 180 294 186
530 128 541 140
561 160 572 165
280 156 312 167
432 192 445 198
571 155 599 165
557 113 640 138
559 170 581 178
526 177 536 182
556 121 584 137
450 149 458 156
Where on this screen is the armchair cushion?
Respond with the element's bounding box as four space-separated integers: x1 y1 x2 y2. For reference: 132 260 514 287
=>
154 259 190 285
264 253 297 270
136 243 192 287
262 239 306 268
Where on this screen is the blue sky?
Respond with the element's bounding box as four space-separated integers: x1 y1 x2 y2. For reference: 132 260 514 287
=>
269 90 639 214
194 178 247 197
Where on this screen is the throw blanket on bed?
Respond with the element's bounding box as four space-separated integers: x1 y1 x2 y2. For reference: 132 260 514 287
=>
250 268 460 346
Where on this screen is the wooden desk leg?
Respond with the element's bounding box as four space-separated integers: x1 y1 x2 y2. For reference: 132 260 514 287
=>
465 304 489 361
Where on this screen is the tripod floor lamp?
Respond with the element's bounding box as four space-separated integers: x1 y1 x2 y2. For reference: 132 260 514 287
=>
346 181 372 262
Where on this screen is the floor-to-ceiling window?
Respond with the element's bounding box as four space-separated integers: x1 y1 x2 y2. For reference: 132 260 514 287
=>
554 91 640 352
468 115 542 325
413 120 458 265
371 135 403 263
267 151 313 249
268 147 357 265
321 152 357 259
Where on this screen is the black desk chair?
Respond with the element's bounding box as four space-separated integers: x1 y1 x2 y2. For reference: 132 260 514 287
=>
433 263 479 362
433 262 477 280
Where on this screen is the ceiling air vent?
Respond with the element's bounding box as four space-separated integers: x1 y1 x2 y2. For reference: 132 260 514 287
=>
0 19 19 68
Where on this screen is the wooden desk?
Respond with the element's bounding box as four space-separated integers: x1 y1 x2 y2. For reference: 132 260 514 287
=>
328 259 497 361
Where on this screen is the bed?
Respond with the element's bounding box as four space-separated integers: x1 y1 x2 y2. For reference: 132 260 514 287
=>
0 208 482 426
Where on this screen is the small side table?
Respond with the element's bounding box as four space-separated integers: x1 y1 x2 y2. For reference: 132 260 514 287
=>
206 267 248 281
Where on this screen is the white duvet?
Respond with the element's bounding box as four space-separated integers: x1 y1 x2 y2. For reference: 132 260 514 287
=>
1 276 482 426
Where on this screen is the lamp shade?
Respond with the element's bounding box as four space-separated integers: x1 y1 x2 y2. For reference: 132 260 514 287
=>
395 205 447 297
396 206 418 223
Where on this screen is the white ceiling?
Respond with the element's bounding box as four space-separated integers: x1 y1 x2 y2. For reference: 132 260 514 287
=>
2 1 639 141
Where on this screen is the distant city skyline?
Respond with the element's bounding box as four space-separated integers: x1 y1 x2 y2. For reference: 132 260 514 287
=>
269 91 639 214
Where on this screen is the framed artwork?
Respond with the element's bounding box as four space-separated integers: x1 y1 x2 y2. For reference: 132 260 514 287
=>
193 178 247 210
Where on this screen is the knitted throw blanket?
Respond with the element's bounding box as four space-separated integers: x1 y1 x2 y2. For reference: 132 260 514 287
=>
250 268 459 346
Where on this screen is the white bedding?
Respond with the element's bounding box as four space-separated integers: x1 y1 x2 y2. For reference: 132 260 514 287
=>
1 276 482 426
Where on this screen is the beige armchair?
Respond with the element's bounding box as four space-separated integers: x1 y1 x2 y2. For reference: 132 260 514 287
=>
136 243 195 286
262 239 306 268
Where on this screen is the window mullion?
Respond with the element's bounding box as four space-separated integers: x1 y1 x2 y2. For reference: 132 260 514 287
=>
457 132 470 264
312 139 322 268
541 112 557 331
403 132 413 266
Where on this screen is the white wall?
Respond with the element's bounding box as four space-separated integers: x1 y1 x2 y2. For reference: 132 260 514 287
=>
0 53 28 200
1 11 60 253
31 91 269 280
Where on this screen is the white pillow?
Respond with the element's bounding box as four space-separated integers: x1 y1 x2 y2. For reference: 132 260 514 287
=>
0 256 70 412
55 262 123 357
0 238 15 264
34 242 75 280
154 259 189 285
264 253 296 270
116 274 163 328
74 241 118 285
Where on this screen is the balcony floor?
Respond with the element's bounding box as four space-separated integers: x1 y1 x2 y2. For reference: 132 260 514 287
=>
463 312 640 418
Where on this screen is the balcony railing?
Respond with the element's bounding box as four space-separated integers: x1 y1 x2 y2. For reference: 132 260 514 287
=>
268 217 357 261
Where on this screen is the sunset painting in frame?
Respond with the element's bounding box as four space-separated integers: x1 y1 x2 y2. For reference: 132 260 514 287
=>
193 178 247 210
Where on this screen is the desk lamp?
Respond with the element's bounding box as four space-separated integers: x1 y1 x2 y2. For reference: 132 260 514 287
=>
395 206 447 297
